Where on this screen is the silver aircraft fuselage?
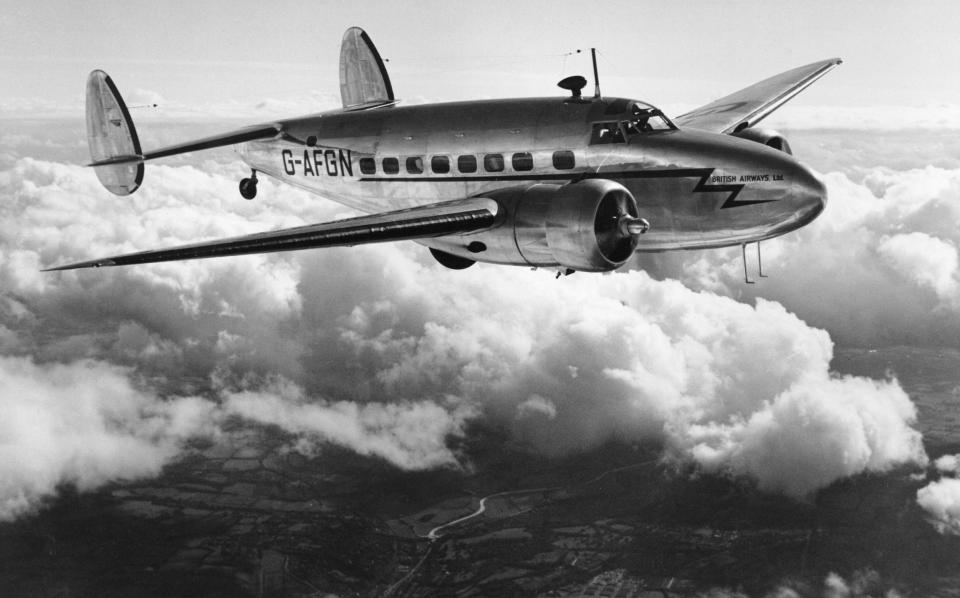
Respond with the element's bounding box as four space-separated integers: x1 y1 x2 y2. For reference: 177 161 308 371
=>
237 96 825 264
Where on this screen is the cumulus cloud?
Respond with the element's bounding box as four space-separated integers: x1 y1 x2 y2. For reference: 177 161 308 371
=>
821 568 898 598
917 453 960 536
0 121 940 520
221 378 476 470
0 356 215 521
877 232 959 304
647 161 960 348
917 478 960 535
934 453 960 474
293 250 927 497
677 374 926 497
759 569 904 598
517 394 558 420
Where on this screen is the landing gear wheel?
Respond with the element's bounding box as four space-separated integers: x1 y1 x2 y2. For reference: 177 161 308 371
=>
239 178 257 200
239 171 258 200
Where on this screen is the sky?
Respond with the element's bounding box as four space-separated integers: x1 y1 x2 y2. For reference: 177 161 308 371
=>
3 1 960 588
3 0 960 119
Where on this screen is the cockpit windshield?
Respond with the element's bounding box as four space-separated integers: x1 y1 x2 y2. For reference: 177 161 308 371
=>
626 105 675 133
590 102 676 144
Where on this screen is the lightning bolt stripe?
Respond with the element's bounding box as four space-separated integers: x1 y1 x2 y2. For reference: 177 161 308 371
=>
612 168 773 209
359 168 770 209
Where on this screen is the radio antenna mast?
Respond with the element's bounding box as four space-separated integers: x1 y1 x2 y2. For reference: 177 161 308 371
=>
591 48 601 98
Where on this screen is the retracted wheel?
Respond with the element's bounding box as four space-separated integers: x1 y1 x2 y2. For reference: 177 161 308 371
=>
239 176 257 200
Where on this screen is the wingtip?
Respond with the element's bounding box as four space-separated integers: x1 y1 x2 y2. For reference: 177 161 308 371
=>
42 259 114 272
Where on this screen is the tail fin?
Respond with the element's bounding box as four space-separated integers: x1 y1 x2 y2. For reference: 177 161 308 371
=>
86 70 143 195
339 27 395 110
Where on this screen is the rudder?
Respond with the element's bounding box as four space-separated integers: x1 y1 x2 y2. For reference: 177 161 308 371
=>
86 70 143 195
339 27 394 109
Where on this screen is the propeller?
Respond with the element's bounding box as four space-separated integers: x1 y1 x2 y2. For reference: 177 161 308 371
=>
594 190 649 263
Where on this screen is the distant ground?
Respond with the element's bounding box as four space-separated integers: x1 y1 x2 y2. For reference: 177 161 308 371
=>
2 346 960 597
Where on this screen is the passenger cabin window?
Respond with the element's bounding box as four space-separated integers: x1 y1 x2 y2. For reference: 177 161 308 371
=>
359 157 376 175
458 155 477 173
552 150 575 170
406 156 424 174
512 152 534 171
382 157 399 175
483 153 504 172
431 155 450 174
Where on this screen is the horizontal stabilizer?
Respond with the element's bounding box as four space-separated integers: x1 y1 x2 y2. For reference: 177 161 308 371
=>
44 198 498 271
86 124 282 167
674 58 842 134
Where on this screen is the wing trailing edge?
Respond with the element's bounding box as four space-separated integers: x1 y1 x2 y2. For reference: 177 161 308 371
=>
44 198 498 271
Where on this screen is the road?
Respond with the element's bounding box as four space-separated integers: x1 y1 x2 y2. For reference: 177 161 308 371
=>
424 486 559 541
423 458 658 541
386 457 660 596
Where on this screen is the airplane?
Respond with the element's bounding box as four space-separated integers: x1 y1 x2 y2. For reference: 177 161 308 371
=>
46 27 840 282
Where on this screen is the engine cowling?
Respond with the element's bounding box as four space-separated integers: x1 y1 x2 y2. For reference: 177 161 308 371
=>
519 180 641 271
731 126 793 155
433 180 643 272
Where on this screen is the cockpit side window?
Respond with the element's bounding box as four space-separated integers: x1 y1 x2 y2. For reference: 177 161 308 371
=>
592 104 676 143
590 122 625 144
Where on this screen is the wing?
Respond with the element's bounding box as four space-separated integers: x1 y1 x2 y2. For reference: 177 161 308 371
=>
44 198 498 271
674 58 842 134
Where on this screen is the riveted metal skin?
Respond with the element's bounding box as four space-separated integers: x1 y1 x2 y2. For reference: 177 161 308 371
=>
56 33 835 274
238 95 826 261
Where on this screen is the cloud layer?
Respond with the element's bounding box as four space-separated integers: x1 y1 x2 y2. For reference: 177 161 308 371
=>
0 356 213 520
222 379 476 470
0 122 948 519
640 157 960 348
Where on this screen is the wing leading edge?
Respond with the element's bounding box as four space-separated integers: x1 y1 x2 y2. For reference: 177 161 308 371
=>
674 58 842 134
44 198 498 271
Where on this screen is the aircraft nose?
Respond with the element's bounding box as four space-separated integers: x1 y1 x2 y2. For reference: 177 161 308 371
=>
794 164 827 224
801 167 827 214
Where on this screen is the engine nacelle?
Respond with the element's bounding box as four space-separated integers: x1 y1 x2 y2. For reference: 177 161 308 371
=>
731 126 793 155
432 180 642 272
515 180 640 271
